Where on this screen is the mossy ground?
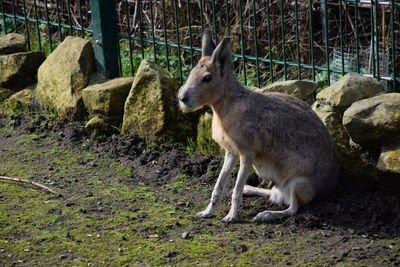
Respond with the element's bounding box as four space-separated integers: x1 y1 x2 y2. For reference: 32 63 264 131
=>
0 119 399 266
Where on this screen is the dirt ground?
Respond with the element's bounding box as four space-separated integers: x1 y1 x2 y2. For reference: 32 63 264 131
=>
0 111 399 266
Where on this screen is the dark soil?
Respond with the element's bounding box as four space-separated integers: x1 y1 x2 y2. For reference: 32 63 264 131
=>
1 111 400 265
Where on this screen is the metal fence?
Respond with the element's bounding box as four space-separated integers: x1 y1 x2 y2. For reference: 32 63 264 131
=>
1 0 399 92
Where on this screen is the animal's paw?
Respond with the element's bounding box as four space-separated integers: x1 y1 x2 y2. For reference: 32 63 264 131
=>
253 211 281 223
221 213 237 223
196 210 213 218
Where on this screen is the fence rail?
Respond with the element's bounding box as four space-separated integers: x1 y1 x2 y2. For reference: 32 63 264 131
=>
1 0 399 92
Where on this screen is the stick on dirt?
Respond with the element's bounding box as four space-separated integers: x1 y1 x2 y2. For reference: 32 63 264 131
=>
0 176 61 196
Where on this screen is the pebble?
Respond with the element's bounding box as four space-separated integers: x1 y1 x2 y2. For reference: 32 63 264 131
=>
181 231 190 239
118 247 123 253
165 251 175 258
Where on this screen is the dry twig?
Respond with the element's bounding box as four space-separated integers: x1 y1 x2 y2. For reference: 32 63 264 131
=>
0 176 61 196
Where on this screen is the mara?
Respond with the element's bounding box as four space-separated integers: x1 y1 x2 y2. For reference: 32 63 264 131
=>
178 29 339 223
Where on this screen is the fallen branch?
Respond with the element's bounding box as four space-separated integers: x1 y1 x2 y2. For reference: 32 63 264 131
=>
0 176 61 196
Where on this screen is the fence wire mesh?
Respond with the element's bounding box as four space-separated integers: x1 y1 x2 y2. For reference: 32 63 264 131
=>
1 0 399 92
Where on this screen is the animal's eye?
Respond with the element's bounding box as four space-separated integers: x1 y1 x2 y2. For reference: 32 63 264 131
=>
202 74 212 83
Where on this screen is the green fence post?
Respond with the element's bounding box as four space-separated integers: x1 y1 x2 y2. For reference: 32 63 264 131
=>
90 0 119 78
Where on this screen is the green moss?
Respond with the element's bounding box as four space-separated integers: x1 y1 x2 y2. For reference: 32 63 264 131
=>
0 128 397 266
6 98 24 114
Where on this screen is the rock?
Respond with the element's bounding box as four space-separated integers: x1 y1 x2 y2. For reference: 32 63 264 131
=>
377 146 400 174
0 51 46 89
36 36 95 119
6 87 38 112
312 84 384 189
181 231 190 239
312 101 350 154
85 115 106 130
343 93 400 147
316 73 384 112
122 59 195 141
82 77 134 121
256 80 318 101
197 112 222 156
0 33 26 55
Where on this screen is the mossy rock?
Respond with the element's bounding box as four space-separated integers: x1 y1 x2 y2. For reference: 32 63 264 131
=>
256 80 318 102
378 146 400 174
5 88 38 113
0 33 26 55
316 73 384 113
36 36 95 120
197 112 223 156
0 51 45 90
82 76 134 122
343 93 400 147
122 59 196 142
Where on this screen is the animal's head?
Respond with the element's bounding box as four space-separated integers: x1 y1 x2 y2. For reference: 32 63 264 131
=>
178 29 232 109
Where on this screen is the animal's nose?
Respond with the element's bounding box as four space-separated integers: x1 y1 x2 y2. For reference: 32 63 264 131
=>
178 93 189 104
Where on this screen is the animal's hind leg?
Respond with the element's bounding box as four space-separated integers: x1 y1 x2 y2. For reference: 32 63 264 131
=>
253 178 314 223
243 185 284 205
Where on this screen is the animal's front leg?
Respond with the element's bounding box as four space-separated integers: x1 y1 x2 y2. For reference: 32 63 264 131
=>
222 155 252 223
197 151 237 218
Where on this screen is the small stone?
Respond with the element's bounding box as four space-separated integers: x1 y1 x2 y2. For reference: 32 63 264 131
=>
118 247 123 253
165 251 176 258
181 231 190 239
347 228 355 234
282 250 290 255
4 133 11 138
23 249 29 252
60 255 67 259
239 244 248 253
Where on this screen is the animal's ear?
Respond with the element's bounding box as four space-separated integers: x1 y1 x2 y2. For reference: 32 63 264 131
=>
201 28 216 57
211 37 232 77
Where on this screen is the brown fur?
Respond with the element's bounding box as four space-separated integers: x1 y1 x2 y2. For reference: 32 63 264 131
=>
178 30 339 222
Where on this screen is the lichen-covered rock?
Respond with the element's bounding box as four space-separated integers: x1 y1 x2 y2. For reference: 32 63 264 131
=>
6 87 38 112
316 73 384 112
85 115 106 130
256 80 318 102
197 112 222 156
0 33 26 55
343 93 400 147
312 101 350 153
377 146 400 174
0 51 45 89
36 36 95 119
122 59 195 141
82 77 134 121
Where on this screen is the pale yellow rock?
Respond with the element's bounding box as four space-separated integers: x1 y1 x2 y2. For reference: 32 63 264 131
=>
377 147 400 174
256 80 318 101
82 77 134 120
122 60 198 141
0 51 45 89
343 93 400 146
6 87 38 111
0 33 26 55
316 73 384 112
196 112 222 156
36 36 95 119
